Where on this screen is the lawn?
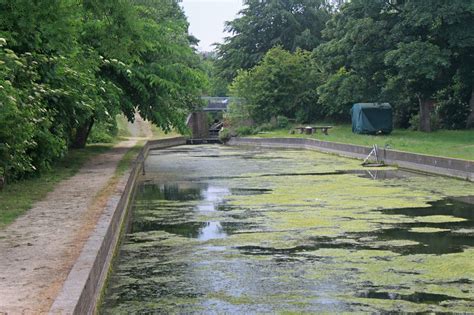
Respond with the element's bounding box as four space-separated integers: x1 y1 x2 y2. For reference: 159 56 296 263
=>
254 124 474 161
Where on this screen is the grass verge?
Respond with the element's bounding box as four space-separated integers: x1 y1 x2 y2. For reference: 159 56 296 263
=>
254 125 474 160
116 141 145 176
150 125 183 139
0 144 113 228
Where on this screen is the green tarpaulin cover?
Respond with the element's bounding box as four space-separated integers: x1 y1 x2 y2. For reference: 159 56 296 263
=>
350 103 393 134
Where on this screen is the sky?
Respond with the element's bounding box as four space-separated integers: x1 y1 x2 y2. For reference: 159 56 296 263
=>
181 0 243 52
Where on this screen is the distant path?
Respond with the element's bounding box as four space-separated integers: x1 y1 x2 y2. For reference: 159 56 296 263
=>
127 112 153 138
0 116 151 314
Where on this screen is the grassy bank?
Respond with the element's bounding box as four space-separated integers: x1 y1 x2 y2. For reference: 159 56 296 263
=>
150 125 183 139
254 125 474 161
0 144 113 228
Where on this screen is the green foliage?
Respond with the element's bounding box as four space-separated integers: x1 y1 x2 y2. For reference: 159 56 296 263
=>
384 41 450 103
255 123 274 133
316 0 474 129
235 126 256 136
0 0 205 180
88 120 117 144
435 74 471 129
317 67 368 117
218 128 232 143
276 116 290 129
216 0 331 81
230 47 322 123
226 0 474 131
224 98 254 129
200 53 228 97
0 39 67 178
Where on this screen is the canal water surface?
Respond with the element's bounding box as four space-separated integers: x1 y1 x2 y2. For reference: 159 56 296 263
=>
102 145 474 313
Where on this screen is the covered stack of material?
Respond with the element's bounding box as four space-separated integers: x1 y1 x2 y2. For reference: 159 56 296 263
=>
350 103 393 135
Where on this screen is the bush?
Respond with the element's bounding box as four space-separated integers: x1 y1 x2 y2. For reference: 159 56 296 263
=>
235 126 256 136
88 120 116 143
218 128 232 142
276 115 290 128
255 123 274 132
436 97 470 129
408 113 441 131
295 109 309 124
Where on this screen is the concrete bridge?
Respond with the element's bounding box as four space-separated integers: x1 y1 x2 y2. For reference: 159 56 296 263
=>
186 97 241 142
201 97 231 112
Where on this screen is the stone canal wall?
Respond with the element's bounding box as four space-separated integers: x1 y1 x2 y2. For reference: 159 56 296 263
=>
50 137 186 315
228 137 474 182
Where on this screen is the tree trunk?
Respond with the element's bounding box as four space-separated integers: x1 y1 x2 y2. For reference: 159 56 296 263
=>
466 87 474 128
71 117 94 149
418 96 433 132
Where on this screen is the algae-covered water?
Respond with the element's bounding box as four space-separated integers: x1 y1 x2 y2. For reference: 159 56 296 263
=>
101 145 474 313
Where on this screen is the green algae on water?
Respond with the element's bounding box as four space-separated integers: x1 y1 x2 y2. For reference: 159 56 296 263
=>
101 145 474 314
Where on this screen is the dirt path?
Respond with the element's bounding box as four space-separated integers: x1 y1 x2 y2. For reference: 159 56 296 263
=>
127 112 153 139
0 117 151 314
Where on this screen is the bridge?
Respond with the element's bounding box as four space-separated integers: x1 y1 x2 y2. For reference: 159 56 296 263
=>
186 97 242 143
201 97 243 111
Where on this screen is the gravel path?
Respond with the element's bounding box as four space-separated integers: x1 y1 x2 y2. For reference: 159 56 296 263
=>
0 117 151 314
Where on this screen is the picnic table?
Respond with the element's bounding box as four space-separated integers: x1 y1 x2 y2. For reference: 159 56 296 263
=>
294 126 333 135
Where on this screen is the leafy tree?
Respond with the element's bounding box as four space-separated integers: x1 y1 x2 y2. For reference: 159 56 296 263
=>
0 0 206 180
0 0 80 174
0 41 37 179
316 0 474 130
216 0 331 81
230 47 321 123
200 53 228 97
315 0 400 120
384 41 450 132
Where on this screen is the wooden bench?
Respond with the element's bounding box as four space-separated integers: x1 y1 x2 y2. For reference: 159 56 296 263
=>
294 126 333 135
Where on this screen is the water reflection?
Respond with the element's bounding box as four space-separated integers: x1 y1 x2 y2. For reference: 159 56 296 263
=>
196 186 230 241
357 290 469 304
134 183 232 241
236 197 474 256
198 222 226 241
370 197 474 254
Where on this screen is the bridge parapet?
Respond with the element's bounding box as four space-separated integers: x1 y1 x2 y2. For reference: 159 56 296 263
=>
201 97 242 112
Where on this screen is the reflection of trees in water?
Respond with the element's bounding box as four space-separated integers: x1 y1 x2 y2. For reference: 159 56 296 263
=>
133 221 208 237
373 197 474 255
133 184 263 237
137 183 206 201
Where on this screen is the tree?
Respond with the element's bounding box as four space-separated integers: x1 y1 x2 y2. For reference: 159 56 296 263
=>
216 0 331 81
384 0 474 131
315 0 401 120
0 0 206 180
385 41 450 132
315 0 474 130
230 47 321 123
200 52 229 97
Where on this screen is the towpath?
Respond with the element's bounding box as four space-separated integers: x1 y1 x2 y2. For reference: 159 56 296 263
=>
0 115 151 314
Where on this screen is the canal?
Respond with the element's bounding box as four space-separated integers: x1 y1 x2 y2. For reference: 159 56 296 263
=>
102 145 474 313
